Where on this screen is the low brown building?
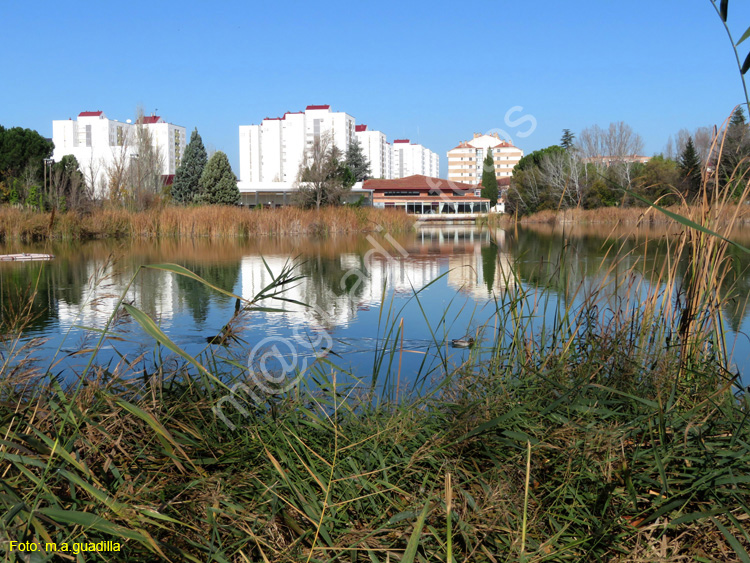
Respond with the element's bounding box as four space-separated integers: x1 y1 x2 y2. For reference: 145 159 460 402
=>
363 174 491 215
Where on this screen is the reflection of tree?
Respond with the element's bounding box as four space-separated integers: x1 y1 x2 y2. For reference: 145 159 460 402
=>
510 226 750 333
481 242 498 294
0 257 90 333
294 253 368 328
719 246 750 332
175 261 241 325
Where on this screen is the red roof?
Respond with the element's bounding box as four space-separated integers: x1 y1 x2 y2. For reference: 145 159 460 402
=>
364 175 478 192
394 139 410 144
138 115 162 124
355 124 367 132
306 105 330 110
284 111 304 116
79 111 103 117
263 117 283 121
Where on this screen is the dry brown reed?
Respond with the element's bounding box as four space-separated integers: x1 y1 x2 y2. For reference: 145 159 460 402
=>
517 203 750 226
0 205 416 242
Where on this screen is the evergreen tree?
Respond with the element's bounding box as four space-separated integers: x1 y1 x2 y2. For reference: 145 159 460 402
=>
720 106 750 191
345 139 371 182
480 149 499 205
560 129 576 150
679 136 702 199
197 151 239 205
171 128 207 204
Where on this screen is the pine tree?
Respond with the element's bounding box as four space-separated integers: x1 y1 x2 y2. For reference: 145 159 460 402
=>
720 107 750 191
345 139 371 182
679 136 702 199
560 129 576 150
171 128 207 204
480 149 499 205
197 151 239 205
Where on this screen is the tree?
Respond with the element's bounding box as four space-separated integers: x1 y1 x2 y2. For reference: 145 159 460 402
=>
171 128 207 204
578 121 645 192
0 126 54 182
560 129 576 150
128 112 165 210
198 151 239 205
577 122 644 163
679 136 702 199
480 149 499 204
631 155 680 205
294 134 350 209
345 139 371 182
50 155 87 211
719 106 750 191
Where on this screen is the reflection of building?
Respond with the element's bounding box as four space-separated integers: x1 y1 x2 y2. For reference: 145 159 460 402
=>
443 229 515 297
365 175 490 216
447 133 523 186
56 262 179 328
238 254 442 330
52 111 186 197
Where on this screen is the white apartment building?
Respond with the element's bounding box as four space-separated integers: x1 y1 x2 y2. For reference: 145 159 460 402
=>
354 124 391 179
52 111 186 197
239 104 355 185
391 139 440 179
447 133 523 185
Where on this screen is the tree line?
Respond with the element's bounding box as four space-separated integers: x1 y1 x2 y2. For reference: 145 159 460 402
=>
506 111 750 215
0 115 241 212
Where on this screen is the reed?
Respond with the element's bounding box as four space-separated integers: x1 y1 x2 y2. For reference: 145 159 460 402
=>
515 203 750 226
0 205 416 242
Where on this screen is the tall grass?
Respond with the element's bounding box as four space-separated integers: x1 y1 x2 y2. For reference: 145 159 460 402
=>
0 206 416 242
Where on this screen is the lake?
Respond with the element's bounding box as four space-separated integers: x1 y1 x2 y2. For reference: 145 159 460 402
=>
1 223 749 390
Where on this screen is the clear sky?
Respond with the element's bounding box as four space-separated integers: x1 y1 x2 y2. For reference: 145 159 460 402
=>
2 0 750 177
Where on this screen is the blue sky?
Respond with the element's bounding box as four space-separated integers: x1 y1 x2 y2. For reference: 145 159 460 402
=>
2 0 750 177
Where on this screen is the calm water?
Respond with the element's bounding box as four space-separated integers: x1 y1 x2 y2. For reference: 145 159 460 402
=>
1 224 749 388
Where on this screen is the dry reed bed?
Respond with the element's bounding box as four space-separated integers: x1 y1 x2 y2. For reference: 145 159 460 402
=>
517 204 750 225
0 206 416 241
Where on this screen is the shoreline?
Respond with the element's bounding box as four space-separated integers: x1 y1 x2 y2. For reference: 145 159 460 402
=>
506 204 750 226
0 205 417 242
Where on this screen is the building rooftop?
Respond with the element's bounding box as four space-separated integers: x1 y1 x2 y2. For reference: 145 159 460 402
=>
79 111 103 117
137 115 162 124
364 175 478 192
306 104 331 110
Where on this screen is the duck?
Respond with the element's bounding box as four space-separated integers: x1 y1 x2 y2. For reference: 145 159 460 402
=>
450 337 475 349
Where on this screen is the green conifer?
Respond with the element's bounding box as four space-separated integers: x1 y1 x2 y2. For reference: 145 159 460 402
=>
171 128 207 204
198 151 240 205
480 149 499 205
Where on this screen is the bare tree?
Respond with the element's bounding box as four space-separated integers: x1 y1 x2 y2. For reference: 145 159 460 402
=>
82 152 103 200
538 150 584 207
577 122 645 191
293 133 348 210
663 135 676 161
105 141 131 204
128 109 165 210
578 122 644 163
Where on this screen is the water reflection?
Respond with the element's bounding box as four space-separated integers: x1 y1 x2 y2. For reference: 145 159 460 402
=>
2 224 750 380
